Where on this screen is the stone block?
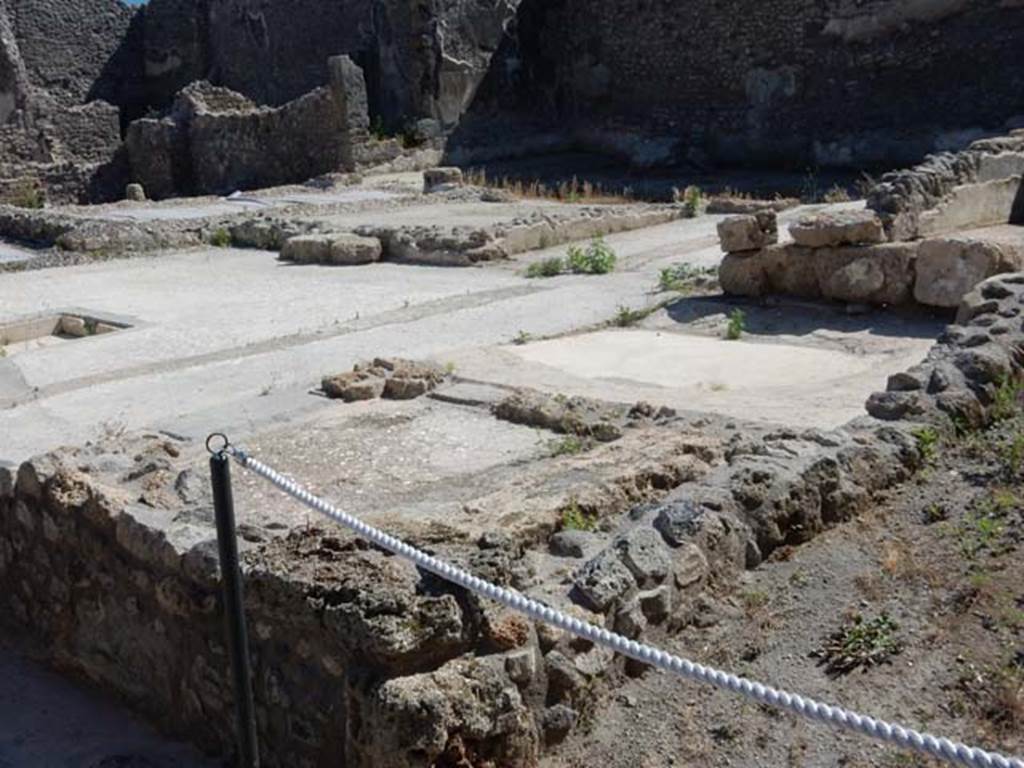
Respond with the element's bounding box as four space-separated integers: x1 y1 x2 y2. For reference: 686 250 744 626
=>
814 242 918 305
717 212 777 253
613 527 672 587
918 177 1023 236
914 237 1024 308
322 371 386 401
125 183 146 202
718 251 768 296
790 210 885 247
423 167 464 193
573 548 636 612
280 233 382 265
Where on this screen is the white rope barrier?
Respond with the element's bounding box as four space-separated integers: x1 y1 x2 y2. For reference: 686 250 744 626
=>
227 446 1024 768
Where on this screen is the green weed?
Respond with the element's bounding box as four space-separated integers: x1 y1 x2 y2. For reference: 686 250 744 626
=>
658 263 715 292
912 426 940 464
567 237 617 275
725 308 746 340
549 435 587 457
561 499 598 532
813 614 902 676
210 228 232 248
613 305 647 327
680 185 703 218
525 257 565 278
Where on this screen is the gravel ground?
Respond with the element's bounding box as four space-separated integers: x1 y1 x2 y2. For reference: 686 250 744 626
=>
545 410 1024 768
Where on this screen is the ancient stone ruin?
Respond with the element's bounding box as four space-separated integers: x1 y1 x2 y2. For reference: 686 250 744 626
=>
719 131 1024 308
1 2 1023 768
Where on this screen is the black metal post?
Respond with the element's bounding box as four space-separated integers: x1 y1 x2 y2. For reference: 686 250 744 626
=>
210 452 260 768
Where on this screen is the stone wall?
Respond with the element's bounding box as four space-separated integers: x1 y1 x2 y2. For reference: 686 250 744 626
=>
126 57 372 198
451 0 1024 169
141 0 520 132
721 132 1024 309
0 0 140 201
868 131 1024 241
0 438 545 767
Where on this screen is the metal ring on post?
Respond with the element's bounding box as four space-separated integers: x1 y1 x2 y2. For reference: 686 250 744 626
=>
206 432 231 456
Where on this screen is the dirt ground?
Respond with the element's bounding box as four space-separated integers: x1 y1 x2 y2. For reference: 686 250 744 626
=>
545 411 1024 767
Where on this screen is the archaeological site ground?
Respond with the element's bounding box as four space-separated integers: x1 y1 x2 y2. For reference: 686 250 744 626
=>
1 1 1023 767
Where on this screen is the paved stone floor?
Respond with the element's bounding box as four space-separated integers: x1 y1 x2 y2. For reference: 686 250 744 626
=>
0 196 944 465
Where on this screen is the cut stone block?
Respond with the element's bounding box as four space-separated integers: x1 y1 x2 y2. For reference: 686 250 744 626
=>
717 212 778 253
280 233 382 265
423 167 464 193
814 242 918 306
914 237 1024 308
790 210 885 247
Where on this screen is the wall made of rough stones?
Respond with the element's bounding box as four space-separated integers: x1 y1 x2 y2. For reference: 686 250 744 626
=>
142 0 520 131
0 440 544 767
868 131 1024 240
454 0 1024 169
127 58 369 198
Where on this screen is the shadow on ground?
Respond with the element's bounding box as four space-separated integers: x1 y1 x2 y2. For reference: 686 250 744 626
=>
664 294 952 341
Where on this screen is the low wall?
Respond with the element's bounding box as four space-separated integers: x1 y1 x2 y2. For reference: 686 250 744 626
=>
0 444 543 767
867 131 1024 241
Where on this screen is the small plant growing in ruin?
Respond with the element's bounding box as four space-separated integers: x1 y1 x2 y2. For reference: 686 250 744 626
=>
679 185 703 218
512 330 532 346
800 167 822 203
725 308 745 340
812 614 902 676
561 498 598 532
444 361 457 375
7 180 44 209
912 426 940 464
823 183 852 203
990 375 1024 422
210 228 232 247
658 262 715 292
548 435 586 457
613 305 646 327
525 257 565 278
568 237 617 275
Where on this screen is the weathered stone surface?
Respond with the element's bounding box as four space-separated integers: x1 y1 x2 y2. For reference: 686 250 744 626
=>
914 237 1024 308
280 233 382 266
613 527 671 587
718 251 768 297
815 243 918 305
423 167 464 192
494 389 624 442
361 657 539 768
541 704 578 744
652 500 704 546
125 183 146 202
706 197 799 215
717 211 777 253
549 530 602 559
322 371 387 402
790 210 885 247
868 137 1024 240
573 548 636 612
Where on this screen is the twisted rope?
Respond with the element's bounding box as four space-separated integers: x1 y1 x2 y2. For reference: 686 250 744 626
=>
229 446 1024 768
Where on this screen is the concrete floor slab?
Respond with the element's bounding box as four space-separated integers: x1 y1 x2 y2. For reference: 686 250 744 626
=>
0 240 39 265
0 197 930 463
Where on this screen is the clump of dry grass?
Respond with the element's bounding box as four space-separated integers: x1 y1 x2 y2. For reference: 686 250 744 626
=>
464 169 633 204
